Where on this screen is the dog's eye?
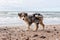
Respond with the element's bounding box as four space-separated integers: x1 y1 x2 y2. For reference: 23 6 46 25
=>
24 16 25 17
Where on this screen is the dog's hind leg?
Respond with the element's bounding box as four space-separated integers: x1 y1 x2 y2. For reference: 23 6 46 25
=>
34 23 39 31
39 21 45 30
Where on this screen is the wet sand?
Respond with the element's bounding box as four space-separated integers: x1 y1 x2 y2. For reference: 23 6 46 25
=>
0 25 60 40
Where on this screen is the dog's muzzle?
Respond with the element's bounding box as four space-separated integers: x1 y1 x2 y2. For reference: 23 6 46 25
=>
23 18 24 20
21 17 24 20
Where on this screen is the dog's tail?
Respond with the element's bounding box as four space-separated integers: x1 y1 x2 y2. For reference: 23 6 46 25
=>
33 13 43 18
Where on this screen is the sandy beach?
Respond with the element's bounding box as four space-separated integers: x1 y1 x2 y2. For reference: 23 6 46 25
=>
0 25 60 40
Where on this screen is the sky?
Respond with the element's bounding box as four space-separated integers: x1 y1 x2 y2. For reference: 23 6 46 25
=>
0 0 60 11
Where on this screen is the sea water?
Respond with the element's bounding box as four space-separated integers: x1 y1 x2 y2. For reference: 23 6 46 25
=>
0 11 60 26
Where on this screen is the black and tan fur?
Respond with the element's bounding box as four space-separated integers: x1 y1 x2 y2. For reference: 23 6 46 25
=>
18 12 45 31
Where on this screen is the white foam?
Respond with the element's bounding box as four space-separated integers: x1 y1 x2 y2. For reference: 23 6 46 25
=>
0 17 60 26
44 17 60 25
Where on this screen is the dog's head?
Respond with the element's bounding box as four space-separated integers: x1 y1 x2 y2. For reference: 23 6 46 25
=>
18 12 28 20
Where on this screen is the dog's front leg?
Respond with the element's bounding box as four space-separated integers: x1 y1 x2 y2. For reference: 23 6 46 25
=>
26 23 31 31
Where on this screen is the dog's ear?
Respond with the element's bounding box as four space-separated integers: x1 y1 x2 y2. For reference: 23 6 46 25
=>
25 13 28 16
33 14 35 17
33 13 37 17
18 13 22 17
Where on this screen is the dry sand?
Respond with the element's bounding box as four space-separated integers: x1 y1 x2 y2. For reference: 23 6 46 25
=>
0 25 60 40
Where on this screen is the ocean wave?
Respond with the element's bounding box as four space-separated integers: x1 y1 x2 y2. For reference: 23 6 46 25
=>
44 17 60 24
0 17 60 25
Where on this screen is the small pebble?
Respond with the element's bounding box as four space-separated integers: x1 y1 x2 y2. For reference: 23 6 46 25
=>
33 34 38 37
54 29 57 31
53 27 56 28
57 31 59 34
40 36 46 39
26 37 29 40
46 30 51 33
4 29 6 30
